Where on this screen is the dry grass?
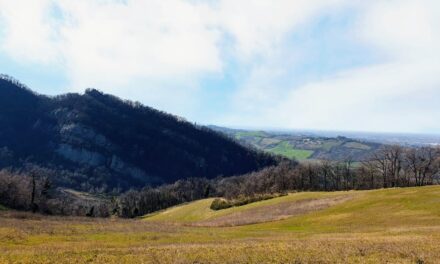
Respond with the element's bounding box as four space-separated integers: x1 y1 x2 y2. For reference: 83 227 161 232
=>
2 186 440 263
2 238 439 263
194 195 353 227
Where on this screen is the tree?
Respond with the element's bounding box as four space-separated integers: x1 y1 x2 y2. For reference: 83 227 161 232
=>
404 147 438 186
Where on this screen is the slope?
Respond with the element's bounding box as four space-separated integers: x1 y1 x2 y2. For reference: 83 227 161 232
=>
144 186 440 233
0 75 277 191
2 186 440 263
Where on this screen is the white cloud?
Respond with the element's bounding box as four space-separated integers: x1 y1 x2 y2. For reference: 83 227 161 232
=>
0 0 348 117
57 0 225 114
211 0 352 59
267 60 440 133
357 0 439 60
0 0 60 64
58 0 222 81
0 0 225 115
0 0 439 133
221 0 440 133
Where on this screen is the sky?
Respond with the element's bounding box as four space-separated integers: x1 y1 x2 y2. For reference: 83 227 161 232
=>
0 0 439 134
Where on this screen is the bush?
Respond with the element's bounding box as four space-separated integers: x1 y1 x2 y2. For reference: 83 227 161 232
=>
210 193 287 211
210 198 233 210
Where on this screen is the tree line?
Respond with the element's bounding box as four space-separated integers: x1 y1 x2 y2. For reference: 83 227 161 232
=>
117 145 440 217
1 145 439 218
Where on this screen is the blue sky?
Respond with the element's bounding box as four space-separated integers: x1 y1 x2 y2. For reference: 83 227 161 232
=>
0 0 439 134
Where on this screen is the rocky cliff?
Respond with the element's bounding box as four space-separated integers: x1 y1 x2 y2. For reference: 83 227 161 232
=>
0 75 277 192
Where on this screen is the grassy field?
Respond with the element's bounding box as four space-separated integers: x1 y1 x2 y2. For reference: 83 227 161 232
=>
268 141 314 160
1 186 440 263
235 131 267 140
232 131 316 160
343 141 372 150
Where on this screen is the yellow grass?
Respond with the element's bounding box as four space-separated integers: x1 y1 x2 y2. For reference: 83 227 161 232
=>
2 186 440 263
144 191 346 223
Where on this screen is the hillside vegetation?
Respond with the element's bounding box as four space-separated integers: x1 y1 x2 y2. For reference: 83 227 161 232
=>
2 186 440 263
0 75 276 192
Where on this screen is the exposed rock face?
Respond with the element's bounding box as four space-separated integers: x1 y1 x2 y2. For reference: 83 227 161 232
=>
52 107 80 123
110 155 151 182
0 77 277 192
59 124 113 150
56 144 106 167
56 123 157 183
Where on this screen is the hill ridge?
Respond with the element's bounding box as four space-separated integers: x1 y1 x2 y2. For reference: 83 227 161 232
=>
0 75 277 192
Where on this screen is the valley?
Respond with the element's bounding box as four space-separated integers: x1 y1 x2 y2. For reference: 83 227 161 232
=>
211 126 382 161
1 76 440 263
1 1 439 262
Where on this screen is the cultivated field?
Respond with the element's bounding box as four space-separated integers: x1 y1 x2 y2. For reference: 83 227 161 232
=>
267 141 314 160
2 186 440 263
212 127 382 161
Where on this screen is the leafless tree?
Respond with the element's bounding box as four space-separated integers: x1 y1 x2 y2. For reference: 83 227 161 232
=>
405 147 439 186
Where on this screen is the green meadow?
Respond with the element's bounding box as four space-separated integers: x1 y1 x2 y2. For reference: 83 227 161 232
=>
268 141 314 160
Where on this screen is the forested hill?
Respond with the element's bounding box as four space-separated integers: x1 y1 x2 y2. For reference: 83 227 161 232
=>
0 75 277 192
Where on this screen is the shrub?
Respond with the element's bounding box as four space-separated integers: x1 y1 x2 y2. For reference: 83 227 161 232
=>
210 198 233 210
210 193 287 211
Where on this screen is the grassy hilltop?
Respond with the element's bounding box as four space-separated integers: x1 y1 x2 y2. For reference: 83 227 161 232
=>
1 186 440 263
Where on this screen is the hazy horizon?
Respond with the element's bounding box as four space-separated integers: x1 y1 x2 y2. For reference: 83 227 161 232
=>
1 0 439 134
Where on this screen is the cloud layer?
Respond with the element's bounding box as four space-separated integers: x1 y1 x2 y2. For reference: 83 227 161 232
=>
0 0 439 133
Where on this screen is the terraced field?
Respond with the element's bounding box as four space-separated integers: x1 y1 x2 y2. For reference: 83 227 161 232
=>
2 186 440 263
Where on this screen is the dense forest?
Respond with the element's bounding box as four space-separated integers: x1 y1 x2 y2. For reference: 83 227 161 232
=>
0 75 277 192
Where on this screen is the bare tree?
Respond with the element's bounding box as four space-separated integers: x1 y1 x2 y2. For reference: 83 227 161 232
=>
405 147 438 186
320 159 335 191
385 145 404 187
342 156 354 190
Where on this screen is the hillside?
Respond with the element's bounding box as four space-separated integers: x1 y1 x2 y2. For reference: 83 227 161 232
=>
211 126 383 161
144 191 352 226
0 75 276 192
144 186 440 228
1 186 440 263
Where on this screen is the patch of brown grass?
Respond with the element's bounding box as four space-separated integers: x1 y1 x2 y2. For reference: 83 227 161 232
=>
194 195 353 227
1 233 439 263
